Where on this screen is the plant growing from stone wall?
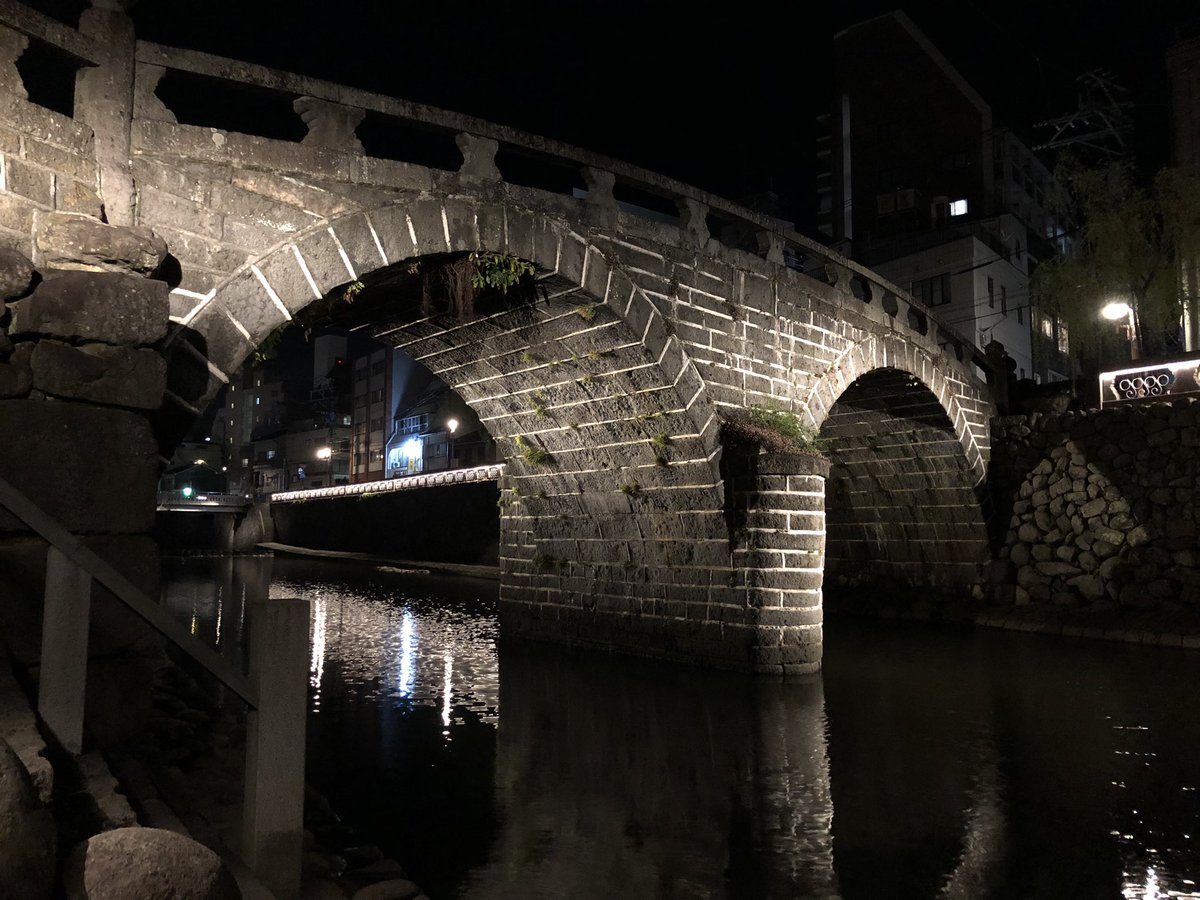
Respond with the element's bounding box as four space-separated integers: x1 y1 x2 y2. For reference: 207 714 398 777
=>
513 434 552 466
722 403 825 457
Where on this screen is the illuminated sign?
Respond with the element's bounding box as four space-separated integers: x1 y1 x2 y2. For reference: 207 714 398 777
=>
1099 358 1200 407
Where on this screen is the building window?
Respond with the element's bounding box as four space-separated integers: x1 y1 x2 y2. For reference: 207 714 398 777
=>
370 389 384 402
949 198 968 217
1041 316 1054 339
255 397 260 405
267 449 276 460
370 417 384 432
987 276 995 309
1000 285 1008 314
913 273 951 307
1057 322 1069 355
371 360 385 376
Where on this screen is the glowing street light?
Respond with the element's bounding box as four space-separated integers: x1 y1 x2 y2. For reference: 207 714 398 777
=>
315 447 332 460
1101 301 1131 320
446 418 459 470
1101 300 1139 360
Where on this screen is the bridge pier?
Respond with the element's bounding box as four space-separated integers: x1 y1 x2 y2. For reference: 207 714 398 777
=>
497 449 831 675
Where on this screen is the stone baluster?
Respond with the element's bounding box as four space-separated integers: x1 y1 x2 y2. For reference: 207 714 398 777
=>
293 96 364 152
0 24 29 101
132 63 175 123
756 230 785 265
456 132 501 181
582 166 618 227
74 0 137 224
677 198 710 249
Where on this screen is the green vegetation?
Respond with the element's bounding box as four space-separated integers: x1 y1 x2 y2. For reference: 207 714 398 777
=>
619 483 642 497
529 392 549 417
649 433 671 449
514 434 552 466
1033 158 1200 361
724 403 824 456
342 279 365 303
470 251 535 294
575 304 598 322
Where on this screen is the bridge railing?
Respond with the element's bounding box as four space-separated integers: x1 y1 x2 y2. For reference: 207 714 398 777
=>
270 463 505 503
128 39 994 380
157 489 251 508
0 473 308 898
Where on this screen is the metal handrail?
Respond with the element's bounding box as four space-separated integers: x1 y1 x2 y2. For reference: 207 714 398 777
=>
0 474 257 705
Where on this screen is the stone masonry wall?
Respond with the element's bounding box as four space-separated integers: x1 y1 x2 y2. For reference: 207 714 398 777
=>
0 214 173 746
0 24 104 257
988 399 1200 611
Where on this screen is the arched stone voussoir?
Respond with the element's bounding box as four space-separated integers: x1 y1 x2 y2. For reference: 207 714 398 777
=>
804 333 991 486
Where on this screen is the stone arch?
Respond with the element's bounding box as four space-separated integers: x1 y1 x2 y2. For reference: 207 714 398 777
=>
811 346 991 602
802 333 989 486
164 195 780 668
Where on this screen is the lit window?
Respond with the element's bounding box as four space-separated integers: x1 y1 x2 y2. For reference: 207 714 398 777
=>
267 450 276 460
242 457 249 466
1057 322 1069 355
949 199 968 216
1041 316 1054 339
255 397 261 406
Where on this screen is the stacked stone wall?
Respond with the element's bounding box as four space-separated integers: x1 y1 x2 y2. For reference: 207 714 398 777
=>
988 400 1200 611
0 216 172 744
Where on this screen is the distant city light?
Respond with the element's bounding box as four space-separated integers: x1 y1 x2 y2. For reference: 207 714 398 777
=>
402 437 421 459
949 198 968 216
447 418 459 434
316 447 332 459
182 486 193 498
204 436 211 442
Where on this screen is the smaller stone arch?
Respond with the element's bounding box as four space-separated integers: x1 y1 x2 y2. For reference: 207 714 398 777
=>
801 332 990 486
815 357 992 604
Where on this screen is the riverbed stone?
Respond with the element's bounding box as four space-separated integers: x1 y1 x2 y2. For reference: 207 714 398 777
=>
36 212 168 277
63 827 240 900
8 271 169 346
0 248 36 301
30 340 166 409
0 737 56 900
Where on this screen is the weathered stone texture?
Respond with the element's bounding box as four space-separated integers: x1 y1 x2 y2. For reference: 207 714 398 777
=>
0 400 158 533
9 271 169 345
63 827 240 900
0 341 32 397
36 212 168 276
31 340 166 409
0 247 36 300
0 737 56 900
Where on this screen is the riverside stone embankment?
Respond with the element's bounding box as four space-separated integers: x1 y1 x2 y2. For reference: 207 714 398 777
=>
987 399 1200 613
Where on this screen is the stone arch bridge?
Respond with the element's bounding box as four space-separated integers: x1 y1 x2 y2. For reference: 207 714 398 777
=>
0 4 996 673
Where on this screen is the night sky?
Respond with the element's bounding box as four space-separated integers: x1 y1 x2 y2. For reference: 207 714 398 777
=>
28 1 1200 227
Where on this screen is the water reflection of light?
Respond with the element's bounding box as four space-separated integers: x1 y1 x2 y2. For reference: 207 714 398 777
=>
442 653 453 733
311 597 327 701
398 611 416 698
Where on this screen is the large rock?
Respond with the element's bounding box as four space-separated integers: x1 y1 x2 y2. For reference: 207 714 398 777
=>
9 271 169 346
0 342 32 398
0 400 158 533
0 737 56 900
36 212 168 277
0 248 37 301
63 827 240 900
31 340 166 409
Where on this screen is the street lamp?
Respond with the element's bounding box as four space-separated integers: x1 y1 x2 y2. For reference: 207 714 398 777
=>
1101 300 1139 361
447 418 459 470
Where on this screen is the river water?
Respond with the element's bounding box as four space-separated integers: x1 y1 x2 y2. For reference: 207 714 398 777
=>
161 556 1200 899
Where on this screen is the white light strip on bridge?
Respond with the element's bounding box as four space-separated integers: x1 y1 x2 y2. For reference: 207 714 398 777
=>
270 464 506 503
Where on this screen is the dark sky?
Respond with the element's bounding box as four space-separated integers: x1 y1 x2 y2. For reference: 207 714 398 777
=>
29 1 1200 227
